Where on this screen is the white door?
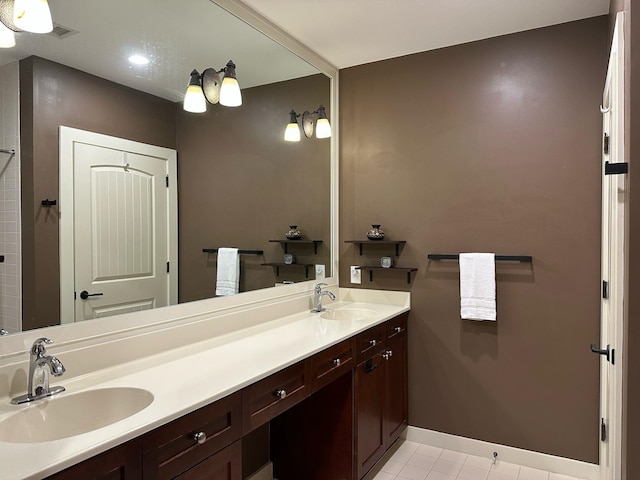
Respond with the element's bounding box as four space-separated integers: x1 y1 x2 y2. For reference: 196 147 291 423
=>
59 127 178 323
598 12 625 480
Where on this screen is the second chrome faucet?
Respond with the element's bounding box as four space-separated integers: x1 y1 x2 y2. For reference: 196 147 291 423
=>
311 282 336 313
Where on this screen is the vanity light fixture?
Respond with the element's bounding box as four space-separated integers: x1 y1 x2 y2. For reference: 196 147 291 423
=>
284 105 332 142
0 20 14 47
183 60 242 113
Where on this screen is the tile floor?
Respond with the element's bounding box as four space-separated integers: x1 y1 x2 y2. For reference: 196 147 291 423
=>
363 440 589 480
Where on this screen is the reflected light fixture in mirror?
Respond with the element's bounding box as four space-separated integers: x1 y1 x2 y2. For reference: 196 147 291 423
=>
13 0 52 33
183 60 242 113
284 105 332 141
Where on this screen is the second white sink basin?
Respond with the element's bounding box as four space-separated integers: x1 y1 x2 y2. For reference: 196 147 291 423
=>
0 387 153 443
320 308 377 321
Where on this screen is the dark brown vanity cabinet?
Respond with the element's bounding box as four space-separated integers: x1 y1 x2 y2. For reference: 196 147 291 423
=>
44 313 408 480
355 312 408 479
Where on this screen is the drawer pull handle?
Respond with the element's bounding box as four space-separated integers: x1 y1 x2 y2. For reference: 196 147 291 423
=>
383 350 393 360
369 339 377 347
276 389 287 400
394 326 402 333
193 431 207 445
333 358 341 367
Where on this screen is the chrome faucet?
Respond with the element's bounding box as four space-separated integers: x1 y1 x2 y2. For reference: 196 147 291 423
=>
0 329 9 335
11 338 66 405
311 282 336 313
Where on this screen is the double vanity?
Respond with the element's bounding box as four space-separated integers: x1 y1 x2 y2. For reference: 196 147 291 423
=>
0 288 410 480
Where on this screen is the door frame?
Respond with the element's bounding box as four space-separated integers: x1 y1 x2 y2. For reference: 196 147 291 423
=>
599 11 625 480
59 126 178 324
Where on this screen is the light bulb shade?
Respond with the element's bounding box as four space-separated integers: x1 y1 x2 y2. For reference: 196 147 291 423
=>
183 69 206 113
0 21 15 48
315 118 332 139
13 0 53 33
219 60 242 107
284 122 301 142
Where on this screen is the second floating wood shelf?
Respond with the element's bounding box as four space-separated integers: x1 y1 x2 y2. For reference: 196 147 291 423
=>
344 240 406 256
356 266 417 284
261 262 314 278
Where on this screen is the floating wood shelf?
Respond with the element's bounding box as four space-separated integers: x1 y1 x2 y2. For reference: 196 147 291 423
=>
262 262 314 278
356 266 417 284
344 240 406 256
269 240 323 254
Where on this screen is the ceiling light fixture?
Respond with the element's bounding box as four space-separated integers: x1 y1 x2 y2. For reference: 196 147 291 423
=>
13 0 52 34
183 60 242 113
284 105 332 142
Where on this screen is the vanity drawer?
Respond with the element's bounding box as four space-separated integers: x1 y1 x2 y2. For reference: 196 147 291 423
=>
311 338 355 392
142 391 242 480
386 312 408 340
356 323 386 362
174 440 241 480
242 360 309 433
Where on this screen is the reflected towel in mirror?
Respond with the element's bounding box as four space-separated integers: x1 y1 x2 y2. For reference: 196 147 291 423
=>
215 248 240 296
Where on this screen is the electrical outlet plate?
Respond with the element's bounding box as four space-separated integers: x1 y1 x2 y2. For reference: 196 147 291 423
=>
350 266 361 284
315 264 325 279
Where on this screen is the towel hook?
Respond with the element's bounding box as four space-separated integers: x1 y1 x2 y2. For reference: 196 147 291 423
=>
600 104 611 114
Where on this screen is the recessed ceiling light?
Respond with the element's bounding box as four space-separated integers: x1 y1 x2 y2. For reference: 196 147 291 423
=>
128 54 150 66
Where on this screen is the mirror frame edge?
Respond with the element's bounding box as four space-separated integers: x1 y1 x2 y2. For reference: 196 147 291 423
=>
0 0 339 357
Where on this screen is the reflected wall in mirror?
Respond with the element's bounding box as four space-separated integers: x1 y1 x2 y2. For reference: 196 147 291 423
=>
0 0 332 333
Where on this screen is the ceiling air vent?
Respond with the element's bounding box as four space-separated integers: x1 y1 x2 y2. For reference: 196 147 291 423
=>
48 23 78 40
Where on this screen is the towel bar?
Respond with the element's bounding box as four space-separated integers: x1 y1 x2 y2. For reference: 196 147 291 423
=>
203 249 264 255
427 254 532 262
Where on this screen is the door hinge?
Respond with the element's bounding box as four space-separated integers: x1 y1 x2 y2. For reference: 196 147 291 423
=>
605 161 628 175
166 175 169 188
604 133 610 155
167 261 170 273
601 418 607 442
602 280 609 299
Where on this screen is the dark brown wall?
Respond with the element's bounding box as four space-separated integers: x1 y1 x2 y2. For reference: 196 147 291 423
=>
339 17 608 463
20 56 176 330
609 1 640 479
175 74 331 302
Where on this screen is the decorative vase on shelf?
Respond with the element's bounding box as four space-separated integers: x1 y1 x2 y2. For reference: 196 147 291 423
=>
285 225 302 240
366 224 385 240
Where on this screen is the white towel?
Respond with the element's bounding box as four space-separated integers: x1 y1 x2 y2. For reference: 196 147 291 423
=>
459 253 496 321
215 248 240 296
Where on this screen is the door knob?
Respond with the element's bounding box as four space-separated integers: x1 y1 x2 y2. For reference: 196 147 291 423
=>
79 290 104 300
590 344 614 364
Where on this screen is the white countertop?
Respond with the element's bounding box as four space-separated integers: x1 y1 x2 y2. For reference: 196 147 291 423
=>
0 296 409 480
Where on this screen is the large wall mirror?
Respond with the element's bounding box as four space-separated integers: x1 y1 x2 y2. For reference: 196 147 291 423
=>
0 0 336 337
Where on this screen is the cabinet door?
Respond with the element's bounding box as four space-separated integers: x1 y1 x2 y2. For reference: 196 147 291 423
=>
383 334 408 446
45 439 142 480
355 353 385 479
174 440 241 480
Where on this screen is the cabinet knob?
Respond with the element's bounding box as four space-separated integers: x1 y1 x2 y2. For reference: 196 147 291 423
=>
369 339 377 347
193 431 207 445
394 326 402 333
333 358 341 367
382 350 393 360
276 389 287 400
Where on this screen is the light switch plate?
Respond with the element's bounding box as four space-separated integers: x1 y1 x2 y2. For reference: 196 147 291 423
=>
315 264 325 279
350 266 361 284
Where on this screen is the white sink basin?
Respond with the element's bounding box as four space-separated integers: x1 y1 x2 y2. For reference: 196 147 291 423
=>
320 308 377 321
0 387 153 443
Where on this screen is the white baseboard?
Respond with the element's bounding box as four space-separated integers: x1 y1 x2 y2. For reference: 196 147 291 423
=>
403 426 599 480
245 461 273 480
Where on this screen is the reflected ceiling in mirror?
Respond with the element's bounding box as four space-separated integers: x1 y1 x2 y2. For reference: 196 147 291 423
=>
0 0 333 334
